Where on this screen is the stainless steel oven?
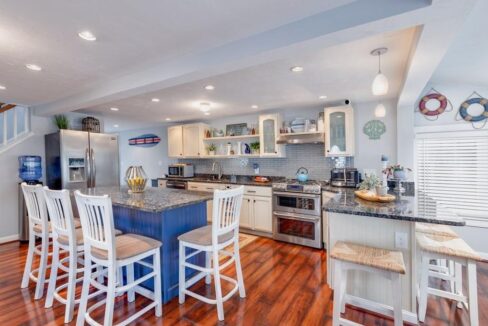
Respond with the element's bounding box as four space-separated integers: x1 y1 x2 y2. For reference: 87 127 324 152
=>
272 190 322 248
165 179 188 189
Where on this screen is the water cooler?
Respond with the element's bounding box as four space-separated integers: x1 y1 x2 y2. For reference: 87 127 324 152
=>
18 156 42 242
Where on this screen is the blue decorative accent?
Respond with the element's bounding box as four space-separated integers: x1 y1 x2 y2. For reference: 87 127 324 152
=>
113 201 207 303
459 97 488 122
128 133 161 147
19 156 42 182
363 120 386 140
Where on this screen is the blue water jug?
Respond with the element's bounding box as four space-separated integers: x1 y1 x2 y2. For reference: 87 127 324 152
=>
19 156 42 182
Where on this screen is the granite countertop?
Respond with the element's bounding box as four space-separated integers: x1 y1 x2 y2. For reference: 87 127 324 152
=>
74 186 213 213
322 188 465 226
158 174 285 187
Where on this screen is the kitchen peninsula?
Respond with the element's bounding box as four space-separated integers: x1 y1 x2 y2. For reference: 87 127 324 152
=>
75 186 213 303
323 188 465 323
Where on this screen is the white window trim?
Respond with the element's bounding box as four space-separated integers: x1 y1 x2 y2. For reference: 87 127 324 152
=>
1 106 31 148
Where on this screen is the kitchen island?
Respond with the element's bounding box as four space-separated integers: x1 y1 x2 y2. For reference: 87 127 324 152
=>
323 188 465 324
75 186 213 303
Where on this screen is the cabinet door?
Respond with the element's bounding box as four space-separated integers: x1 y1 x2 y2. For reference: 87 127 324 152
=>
182 124 201 157
168 126 183 158
239 196 253 229
259 114 283 157
324 106 355 157
252 196 272 233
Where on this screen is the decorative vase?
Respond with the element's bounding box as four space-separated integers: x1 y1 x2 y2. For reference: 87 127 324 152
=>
375 185 388 196
393 170 406 180
125 166 148 193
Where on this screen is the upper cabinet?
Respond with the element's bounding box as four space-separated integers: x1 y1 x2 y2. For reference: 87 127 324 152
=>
259 114 285 157
168 125 183 158
168 123 208 158
324 105 355 157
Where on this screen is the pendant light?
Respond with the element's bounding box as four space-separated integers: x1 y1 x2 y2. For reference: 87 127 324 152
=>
374 103 386 117
371 48 389 96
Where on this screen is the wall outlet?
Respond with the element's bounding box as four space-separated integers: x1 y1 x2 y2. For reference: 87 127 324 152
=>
395 232 408 249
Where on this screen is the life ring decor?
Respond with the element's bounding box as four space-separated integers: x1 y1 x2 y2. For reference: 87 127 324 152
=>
456 92 488 129
416 88 452 121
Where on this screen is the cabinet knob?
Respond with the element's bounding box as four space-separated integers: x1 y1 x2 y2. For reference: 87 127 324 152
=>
180 153 182 156
274 151 277 154
198 153 200 155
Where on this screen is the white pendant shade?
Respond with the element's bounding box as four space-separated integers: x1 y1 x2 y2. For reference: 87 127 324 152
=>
374 103 386 117
372 73 389 96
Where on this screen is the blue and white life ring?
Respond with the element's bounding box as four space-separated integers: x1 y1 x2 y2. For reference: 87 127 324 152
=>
459 98 488 122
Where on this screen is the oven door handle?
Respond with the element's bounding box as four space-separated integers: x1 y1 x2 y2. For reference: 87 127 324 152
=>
272 191 320 198
273 211 320 221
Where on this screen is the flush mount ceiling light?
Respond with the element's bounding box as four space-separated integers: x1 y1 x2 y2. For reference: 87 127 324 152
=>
0 85 6 90
78 31 96 41
165 118 171 121
26 63 42 71
374 103 386 117
319 95 327 99
110 107 119 111
199 102 211 112
290 66 304 73
204 85 215 91
371 47 389 96
113 124 119 128
151 98 160 102
251 105 258 109
204 112 210 116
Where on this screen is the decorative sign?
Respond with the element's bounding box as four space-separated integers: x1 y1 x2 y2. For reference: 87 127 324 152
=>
128 134 161 147
416 88 452 121
456 91 488 129
363 120 386 140
226 123 247 136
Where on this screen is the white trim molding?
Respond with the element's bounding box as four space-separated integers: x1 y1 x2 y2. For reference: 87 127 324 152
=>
0 234 19 244
0 131 35 155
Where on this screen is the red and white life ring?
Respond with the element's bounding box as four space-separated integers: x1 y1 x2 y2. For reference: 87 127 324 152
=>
418 93 448 116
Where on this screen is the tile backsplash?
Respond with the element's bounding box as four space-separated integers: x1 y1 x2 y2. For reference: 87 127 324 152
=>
179 143 353 180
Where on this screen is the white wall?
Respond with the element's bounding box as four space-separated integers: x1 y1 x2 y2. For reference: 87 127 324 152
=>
117 126 175 184
0 114 56 241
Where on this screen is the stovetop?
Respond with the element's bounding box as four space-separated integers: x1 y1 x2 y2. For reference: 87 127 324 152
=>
272 179 322 194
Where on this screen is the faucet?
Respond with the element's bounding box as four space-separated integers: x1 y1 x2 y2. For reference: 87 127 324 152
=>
212 161 223 180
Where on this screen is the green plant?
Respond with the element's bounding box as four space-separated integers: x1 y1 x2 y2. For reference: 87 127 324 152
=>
359 174 380 191
382 164 412 177
250 142 260 151
207 143 217 152
53 115 69 130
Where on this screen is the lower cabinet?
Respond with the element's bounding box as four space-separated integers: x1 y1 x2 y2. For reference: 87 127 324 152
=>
239 194 272 233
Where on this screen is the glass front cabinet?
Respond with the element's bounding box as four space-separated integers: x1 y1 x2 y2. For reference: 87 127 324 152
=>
259 113 284 157
324 105 355 157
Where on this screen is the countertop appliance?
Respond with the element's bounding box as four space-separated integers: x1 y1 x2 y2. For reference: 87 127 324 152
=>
45 130 120 190
165 178 188 190
272 179 322 248
330 168 360 188
168 163 194 178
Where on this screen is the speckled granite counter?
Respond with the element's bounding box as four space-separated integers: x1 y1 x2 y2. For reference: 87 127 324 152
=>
75 186 213 213
158 174 285 187
322 188 465 226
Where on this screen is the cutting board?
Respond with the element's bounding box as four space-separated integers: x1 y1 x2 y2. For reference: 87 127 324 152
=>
354 190 396 203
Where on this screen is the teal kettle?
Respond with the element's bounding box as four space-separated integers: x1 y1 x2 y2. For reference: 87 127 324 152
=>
296 167 309 182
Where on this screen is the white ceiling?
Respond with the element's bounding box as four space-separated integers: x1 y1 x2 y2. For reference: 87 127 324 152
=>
83 27 417 130
0 0 352 105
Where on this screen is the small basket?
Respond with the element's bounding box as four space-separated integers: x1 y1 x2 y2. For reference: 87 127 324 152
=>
82 116 100 133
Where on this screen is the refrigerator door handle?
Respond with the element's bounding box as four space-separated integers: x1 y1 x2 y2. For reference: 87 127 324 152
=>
91 148 96 187
85 148 91 188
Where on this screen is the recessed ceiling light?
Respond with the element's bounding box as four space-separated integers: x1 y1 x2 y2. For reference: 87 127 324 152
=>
290 66 303 72
113 124 119 128
319 95 327 99
165 118 171 121
200 102 210 112
26 64 42 71
251 105 258 109
204 112 210 116
151 98 160 102
78 31 97 41
204 85 215 91
110 107 119 111
0 85 6 90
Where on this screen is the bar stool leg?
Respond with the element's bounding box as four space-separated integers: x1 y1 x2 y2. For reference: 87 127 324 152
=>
21 230 36 289
127 263 135 302
76 256 92 326
418 253 430 323
391 272 403 326
178 243 186 304
332 261 343 326
34 234 49 300
65 247 77 323
104 265 116 326
340 269 347 314
467 261 479 326
234 238 246 298
45 241 60 308
154 250 163 317
205 251 211 285
213 249 224 321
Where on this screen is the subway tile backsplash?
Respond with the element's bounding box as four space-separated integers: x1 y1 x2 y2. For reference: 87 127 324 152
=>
179 143 353 180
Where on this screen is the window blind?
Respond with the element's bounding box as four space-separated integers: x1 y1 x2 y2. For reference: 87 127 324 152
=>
416 131 488 227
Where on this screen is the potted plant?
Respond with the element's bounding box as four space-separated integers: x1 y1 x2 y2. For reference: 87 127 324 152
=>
54 115 69 130
250 141 260 155
383 164 412 180
207 143 217 156
359 174 380 195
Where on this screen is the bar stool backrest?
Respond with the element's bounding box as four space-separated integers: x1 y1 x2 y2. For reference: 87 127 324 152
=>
43 187 76 245
21 183 49 234
211 186 244 243
74 190 116 260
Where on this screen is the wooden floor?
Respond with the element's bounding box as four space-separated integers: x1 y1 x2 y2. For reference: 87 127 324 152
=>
0 237 486 325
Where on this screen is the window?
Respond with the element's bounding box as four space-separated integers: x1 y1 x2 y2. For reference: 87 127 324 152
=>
0 105 30 147
416 131 488 227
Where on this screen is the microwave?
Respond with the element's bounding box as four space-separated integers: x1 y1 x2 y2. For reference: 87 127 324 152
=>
168 164 194 178
330 168 360 188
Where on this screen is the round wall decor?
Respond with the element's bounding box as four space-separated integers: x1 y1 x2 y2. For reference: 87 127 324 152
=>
459 98 488 122
418 93 448 116
363 120 386 140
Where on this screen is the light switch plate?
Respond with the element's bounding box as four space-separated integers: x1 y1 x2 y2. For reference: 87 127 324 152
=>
395 232 408 249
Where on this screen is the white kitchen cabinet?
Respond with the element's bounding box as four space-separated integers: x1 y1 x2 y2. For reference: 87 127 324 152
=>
187 182 238 222
168 125 183 158
252 196 272 232
324 105 355 157
239 196 253 229
259 114 285 157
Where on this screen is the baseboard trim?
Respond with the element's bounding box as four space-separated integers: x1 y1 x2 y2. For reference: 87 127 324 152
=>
0 234 19 244
346 294 419 325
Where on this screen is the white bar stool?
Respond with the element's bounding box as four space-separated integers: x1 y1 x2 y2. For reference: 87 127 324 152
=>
416 232 482 326
74 190 162 326
178 186 245 321
20 183 53 300
330 241 406 326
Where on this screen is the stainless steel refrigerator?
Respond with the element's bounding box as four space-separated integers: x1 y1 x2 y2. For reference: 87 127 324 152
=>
45 130 119 190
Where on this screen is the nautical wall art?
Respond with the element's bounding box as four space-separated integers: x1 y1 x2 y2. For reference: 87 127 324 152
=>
128 134 161 147
416 88 452 121
363 120 386 140
456 91 488 129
